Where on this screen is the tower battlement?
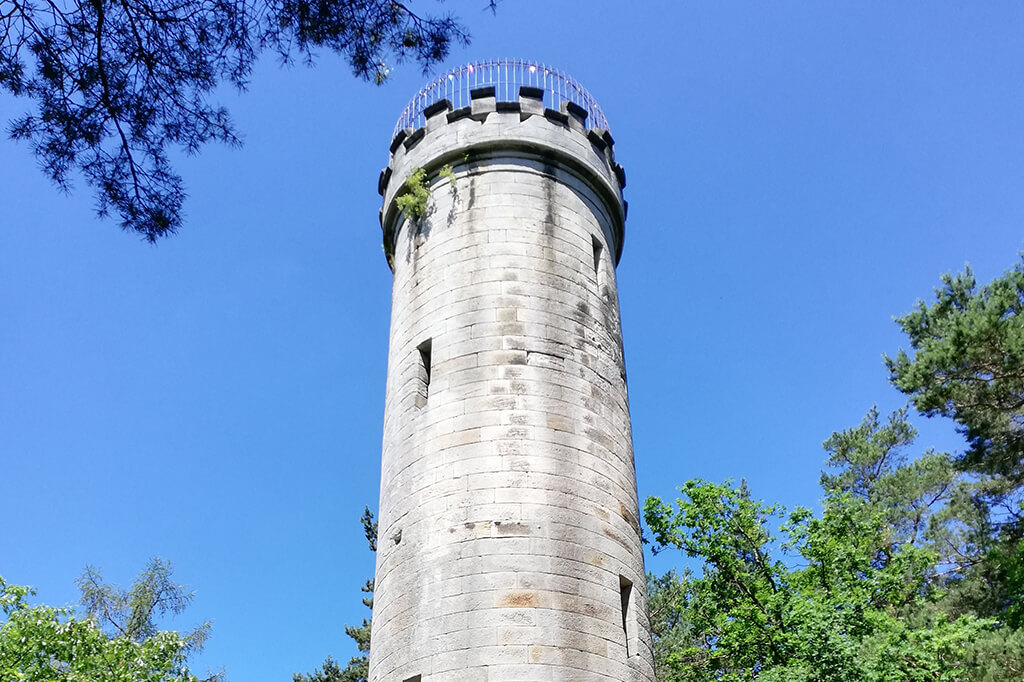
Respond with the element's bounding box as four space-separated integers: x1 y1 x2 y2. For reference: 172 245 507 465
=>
379 78 628 270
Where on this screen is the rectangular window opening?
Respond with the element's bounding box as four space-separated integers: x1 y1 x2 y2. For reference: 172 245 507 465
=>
592 235 604 280
619 575 636 658
416 338 432 409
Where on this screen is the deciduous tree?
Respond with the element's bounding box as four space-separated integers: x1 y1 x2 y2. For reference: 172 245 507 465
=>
0 559 218 682
644 409 1000 682
647 257 1024 681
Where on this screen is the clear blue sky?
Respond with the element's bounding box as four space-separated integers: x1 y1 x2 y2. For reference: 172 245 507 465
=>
2 2 1023 680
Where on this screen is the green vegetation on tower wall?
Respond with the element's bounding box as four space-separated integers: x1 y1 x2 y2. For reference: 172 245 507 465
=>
395 168 431 222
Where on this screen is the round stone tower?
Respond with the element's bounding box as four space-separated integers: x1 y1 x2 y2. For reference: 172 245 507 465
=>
371 60 654 682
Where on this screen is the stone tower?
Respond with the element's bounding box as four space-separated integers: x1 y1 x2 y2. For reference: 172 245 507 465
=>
371 60 654 682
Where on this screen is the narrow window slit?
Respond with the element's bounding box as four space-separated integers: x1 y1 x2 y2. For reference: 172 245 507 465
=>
592 235 603 279
416 338 432 409
619 575 636 657
403 676 421 682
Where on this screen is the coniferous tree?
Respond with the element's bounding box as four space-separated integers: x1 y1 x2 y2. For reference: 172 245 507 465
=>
886 257 1024 627
886 256 1024 493
1 1 489 240
295 506 376 682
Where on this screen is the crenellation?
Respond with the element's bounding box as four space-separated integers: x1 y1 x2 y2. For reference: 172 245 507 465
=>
543 108 570 126
496 100 522 114
424 99 453 121
403 127 425 150
380 102 624 269
447 106 473 124
586 129 607 151
390 129 409 154
470 87 496 119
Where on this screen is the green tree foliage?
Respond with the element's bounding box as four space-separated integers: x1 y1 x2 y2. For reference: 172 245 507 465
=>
293 656 347 682
886 258 1024 628
646 258 1024 680
395 167 431 222
646 570 694 680
294 506 376 682
886 256 1024 495
0 0 485 241
0 559 218 682
644 407 1010 682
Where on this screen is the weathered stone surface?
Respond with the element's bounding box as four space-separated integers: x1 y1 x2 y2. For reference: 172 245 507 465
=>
371 92 653 682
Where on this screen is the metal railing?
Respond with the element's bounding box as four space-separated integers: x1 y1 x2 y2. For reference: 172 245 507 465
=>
393 59 610 137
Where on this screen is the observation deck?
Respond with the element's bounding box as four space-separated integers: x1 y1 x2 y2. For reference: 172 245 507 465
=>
393 58 610 136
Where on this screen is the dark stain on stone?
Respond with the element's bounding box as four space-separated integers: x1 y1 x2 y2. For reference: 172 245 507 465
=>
466 171 477 210
542 163 557 237
495 521 532 536
618 501 641 535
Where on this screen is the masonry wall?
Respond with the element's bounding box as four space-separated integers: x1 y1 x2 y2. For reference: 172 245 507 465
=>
370 92 655 682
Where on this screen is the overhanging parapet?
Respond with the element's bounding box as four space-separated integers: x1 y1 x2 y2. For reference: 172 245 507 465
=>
380 85 627 270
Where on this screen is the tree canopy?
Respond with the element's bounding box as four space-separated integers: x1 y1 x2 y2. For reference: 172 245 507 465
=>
645 258 1024 681
644 412 1013 681
0 558 218 682
886 256 1024 516
1 0 480 241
